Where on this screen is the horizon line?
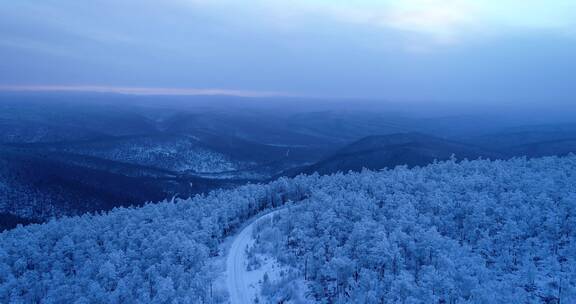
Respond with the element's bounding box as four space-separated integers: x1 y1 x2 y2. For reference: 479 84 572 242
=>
0 85 297 98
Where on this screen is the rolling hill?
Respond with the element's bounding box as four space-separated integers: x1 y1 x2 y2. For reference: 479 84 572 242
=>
287 133 499 175
0 146 238 228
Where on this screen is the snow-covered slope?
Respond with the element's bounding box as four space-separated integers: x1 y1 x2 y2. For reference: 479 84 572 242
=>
252 157 576 303
1 156 575 303
289 133 497 175
44 135 243 173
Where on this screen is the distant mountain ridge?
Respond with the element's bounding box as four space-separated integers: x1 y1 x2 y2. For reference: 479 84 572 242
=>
509 139 576 158
286 133 499 175
2 93 576 231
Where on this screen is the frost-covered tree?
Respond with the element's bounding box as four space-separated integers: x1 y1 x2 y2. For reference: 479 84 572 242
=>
251 156 576 303
1 155 575 303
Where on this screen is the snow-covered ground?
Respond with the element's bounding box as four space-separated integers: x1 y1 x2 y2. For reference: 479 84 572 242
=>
226 209 285 304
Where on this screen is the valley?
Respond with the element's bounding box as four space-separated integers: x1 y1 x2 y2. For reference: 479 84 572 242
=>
2 1 575 302
2 93 576 231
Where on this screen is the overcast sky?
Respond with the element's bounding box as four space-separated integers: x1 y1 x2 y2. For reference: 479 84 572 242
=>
1 0 575 102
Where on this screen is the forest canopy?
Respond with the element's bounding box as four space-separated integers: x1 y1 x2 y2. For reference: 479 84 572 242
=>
1 156 575 303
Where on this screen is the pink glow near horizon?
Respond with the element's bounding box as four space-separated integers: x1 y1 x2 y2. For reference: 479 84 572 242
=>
0 85 292 98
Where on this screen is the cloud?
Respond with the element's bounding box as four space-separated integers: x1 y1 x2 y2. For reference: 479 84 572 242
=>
206 0 576 46
383 1 478 43
4 0 575 53
1 0 575 101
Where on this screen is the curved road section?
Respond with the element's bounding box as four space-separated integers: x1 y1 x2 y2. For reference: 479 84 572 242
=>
226 209 284 304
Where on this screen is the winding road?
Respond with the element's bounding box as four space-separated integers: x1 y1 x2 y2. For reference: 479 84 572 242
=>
226 209 284 304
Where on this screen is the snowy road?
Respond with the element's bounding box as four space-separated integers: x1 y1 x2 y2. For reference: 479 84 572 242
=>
226 209 284 304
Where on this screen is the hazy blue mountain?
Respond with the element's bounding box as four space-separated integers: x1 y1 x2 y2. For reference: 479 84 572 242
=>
509 139 576 157
287 133 498 175
2 93 575 231
0 93 159 144
465 123 576 149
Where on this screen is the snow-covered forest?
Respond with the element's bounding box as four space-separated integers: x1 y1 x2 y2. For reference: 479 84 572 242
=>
1 156 575 303
250 157 576 303
0 168 304 303
49 136 242 173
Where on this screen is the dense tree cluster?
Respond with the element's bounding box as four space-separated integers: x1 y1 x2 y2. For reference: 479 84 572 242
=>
251 156 576 303
0 175 306 303
52 136 242 173
0 152 177 221
0 156 575 303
